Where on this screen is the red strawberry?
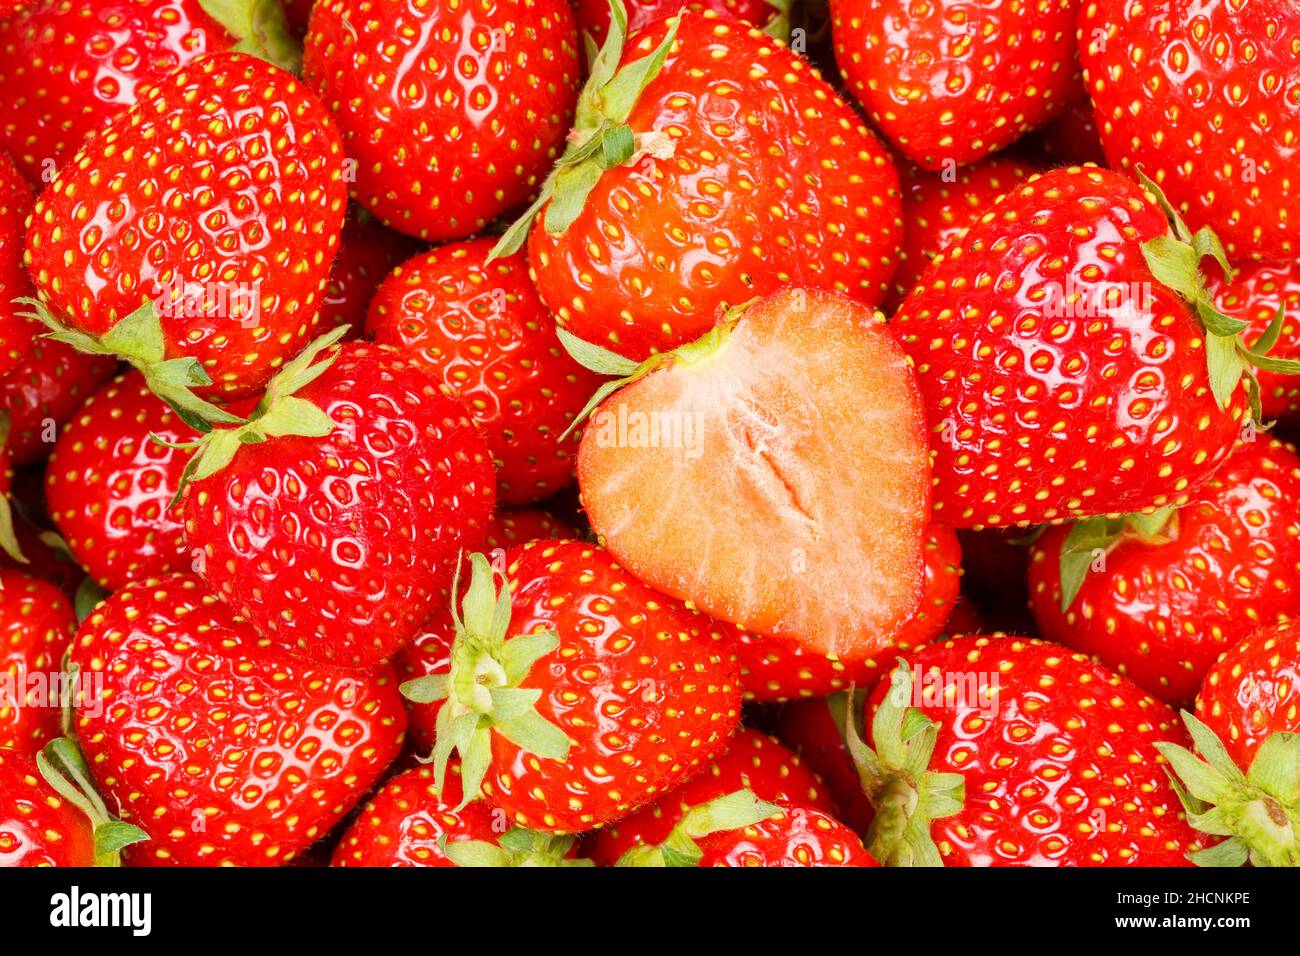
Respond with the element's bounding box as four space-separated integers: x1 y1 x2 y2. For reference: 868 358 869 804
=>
366 239 602 505
0 338 117 467
0 414 20 562
507 9 902 361
45 371 255 591
1210 259 1300 423
737 525 961 702
320 209 416 337
893 165 1277 529
1156 621 1300 867
890 154 1039 309
0 571 75 756
574 0 780 44
573 288 930 661
0 150 34 381
852 636 1200 865
1079 0 1300 262
774 694 876 835
23 52 348 420
332 764 584 867
830 0 1083 169
182 336 496 668
70 572 407 866
1029 438 1300 707
0 0 300 184
0 514 84 598
485 508 581 553
584 727 830 864
302 0 581 242
400 543 742 833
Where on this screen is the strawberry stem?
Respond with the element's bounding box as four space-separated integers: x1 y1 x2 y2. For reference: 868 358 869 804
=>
37 737 148 867
442 827 594 867
199 0 303 74
615 790 783 866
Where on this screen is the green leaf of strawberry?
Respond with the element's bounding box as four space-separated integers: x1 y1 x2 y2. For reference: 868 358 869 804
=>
614 789 783 867
198 0 303 74
37 737 149 867
1056 506 1177 610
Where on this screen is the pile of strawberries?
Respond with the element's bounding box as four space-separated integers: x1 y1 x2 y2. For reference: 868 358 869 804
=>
0 0 1297 870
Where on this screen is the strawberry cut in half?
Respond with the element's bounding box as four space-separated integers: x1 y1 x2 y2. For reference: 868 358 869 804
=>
572 287 931 661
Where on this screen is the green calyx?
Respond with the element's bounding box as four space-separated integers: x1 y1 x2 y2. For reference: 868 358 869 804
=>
18 297 247 433
400 553 572 809
841 664 965 867
37 736 149 867
1137 171 1299 420
615 789 783 867
1056 506 1178 611
1156 713 1300 868
762 0 793 41
555 310 737 440
161 325 346 508
442 827 594 868
0 412 25 564
490 0 681 259
198 0 303 74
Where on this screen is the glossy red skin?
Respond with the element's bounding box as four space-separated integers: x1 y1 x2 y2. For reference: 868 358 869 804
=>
484 508 581 553
322 210 417 338
183 343 497 668
0 748 95 866
830 0 1082 169
482 539 742 832
0 150 34 380
24 52 349 400
774 697 876 836
876 635 1199 866
46 372 249 591
332 765 504 867
1080 0 1300 262
393 616 453 755
366 240 601 505
1196 620 1300 771
1026 98 1108 168
0 339 117 466
694 805 877 867
303 0 580 242
71 573 407 866
0 0 236 184
1029 439 1300 707
584 728 831 864
0 571 76 757
1210 259 1300 422
0 515 85 599
737 525 962 701
574 0 776 44
890 155 1039 309
529 13 903 361
894 166 1245 528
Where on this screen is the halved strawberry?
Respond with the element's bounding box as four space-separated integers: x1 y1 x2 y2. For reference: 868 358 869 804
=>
573 287 930 660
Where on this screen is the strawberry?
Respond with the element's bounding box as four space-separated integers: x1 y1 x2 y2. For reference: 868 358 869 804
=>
584 727 831 864
737 524 961 702
1210 259 1300 423
892 165 1293 529
302 0 581 242
0 0 301 185
366 239 602 505
70 572 407 866
1156 622 1300 867
321 209 416 338
572 288 931 661
574 0 782 45
1079 0 1300 262
849 637 1200 865
829 0 1083 169
332 764 585 867
22 52 348 422
0 742 145 866
0 571 76 756
0 338 117 467
1030 438 1300 706
890 154 1039 309
0 514 84 599
774 694 876 835
484 508 581 553
45 371 255 591
400 544 742 833
181 335 496 668
501 7 903 361
0 414 21 562
0 149 34 381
